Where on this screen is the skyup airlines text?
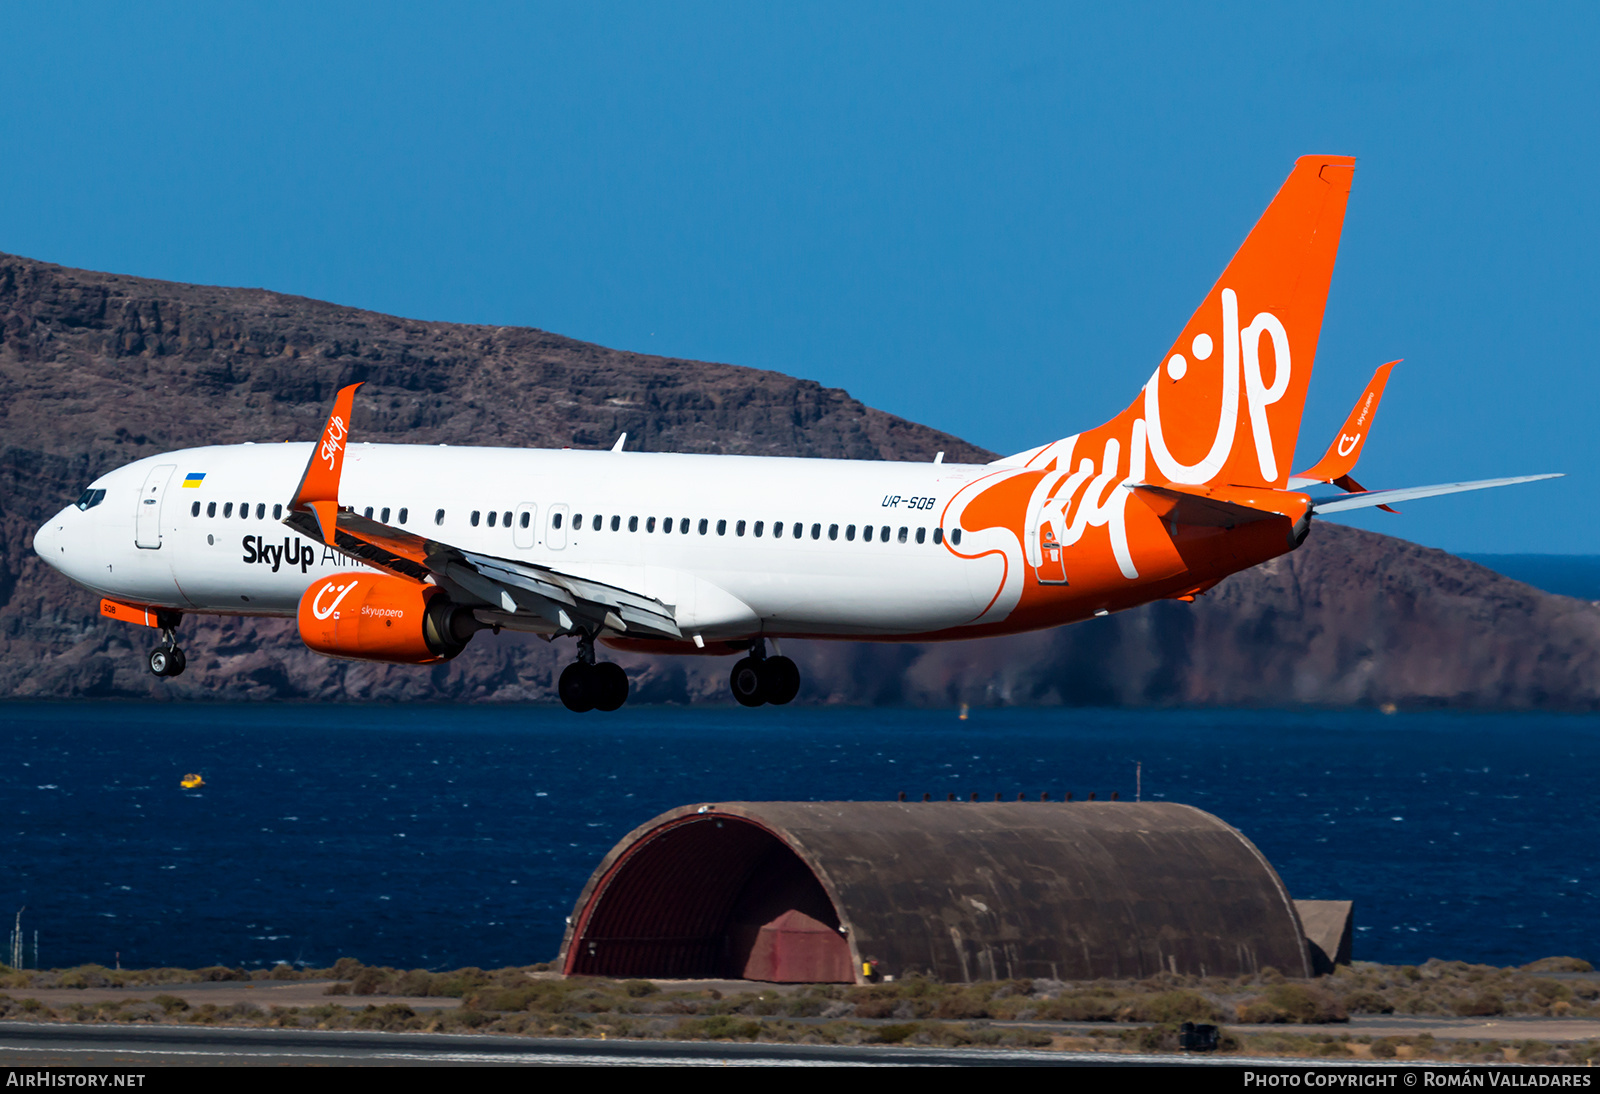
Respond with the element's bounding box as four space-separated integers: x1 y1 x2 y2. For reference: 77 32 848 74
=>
241 535 335 573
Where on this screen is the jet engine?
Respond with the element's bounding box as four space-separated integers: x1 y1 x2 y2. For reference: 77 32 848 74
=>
297 572 481 664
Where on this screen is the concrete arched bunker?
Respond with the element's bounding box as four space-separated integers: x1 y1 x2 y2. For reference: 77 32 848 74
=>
560 801 1312 983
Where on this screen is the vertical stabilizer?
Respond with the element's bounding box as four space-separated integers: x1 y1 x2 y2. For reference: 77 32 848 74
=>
1136 155 1355 489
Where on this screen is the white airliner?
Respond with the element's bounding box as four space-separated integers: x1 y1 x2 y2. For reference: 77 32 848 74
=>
32 156 1556 711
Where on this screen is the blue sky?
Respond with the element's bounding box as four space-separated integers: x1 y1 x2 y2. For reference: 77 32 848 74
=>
3 3 1594 552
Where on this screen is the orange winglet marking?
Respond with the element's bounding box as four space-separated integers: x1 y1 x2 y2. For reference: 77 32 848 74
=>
1296 360 1399 484
291 382 363 511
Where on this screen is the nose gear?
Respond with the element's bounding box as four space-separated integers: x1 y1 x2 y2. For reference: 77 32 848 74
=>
148 623 186 678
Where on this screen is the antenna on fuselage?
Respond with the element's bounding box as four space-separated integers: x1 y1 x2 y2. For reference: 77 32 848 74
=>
934 451 944 464
611 433 627 452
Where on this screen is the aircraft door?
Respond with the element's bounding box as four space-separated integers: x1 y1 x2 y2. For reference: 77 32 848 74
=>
1035 521 1068 585
135 464 176 550
547 503 570 550
513 503 538 550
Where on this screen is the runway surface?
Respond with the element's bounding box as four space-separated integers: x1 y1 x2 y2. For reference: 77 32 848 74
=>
0 1021 1225 1067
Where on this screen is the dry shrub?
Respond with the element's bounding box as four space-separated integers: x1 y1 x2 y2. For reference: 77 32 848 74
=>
1236 983 1346 1024
1129 990 1225 1025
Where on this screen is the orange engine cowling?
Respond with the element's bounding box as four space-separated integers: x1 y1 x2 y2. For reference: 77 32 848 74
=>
297 572 480 664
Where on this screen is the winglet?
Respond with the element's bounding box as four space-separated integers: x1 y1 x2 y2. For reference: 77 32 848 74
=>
1292 361 1397 486
290 382 363 516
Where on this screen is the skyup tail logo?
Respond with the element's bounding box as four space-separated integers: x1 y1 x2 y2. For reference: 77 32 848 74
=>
1142 287 1291 485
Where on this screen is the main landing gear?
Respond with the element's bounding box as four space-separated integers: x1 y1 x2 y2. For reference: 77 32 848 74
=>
148 621 186 678
558 631 629 713
729 640 800 707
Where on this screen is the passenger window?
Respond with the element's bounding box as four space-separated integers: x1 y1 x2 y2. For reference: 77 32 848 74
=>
863 525 873 542
629 516 639 532
470 511 481 527
610 515 620 531
933 527 944 544
679 517 689 534
275 504 284 520
380 507 390 523
504 511 512 527
554 513 564 529
207 502 217 518
661 516 672 533
241 502 250 520
488 511 497 527
951 528 963 545
773 521 783 539
223 503 233 518
810 523 821 540
520 512 531 529
794 522 804 539
646 517 655 532
915 527 926 544
698 518 708 535
435 509 446 526
846 524 856 541
754 521 764 537
717 519 727 536
736 520 746 537
191 501 200 517
257 504 267 520
878 525 888 541
572 513 582 529
898 527 908 543
363 506 373 519
397 507 406 524
827 524 838 540
594 515 603 532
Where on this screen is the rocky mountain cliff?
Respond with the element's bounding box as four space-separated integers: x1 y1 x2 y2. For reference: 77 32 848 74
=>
3 251 1596 708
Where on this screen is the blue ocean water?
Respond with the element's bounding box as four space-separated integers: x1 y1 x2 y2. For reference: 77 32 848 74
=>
0 702 1594 973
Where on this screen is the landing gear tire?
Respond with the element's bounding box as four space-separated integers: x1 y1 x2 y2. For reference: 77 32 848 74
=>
760 655 800 705
730 657 766 707
559 662 597 713
148 646 186 678
592 662 629 712
561 661 629 712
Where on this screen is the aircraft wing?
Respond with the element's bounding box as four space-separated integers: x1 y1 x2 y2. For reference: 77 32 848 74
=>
1309 474 1562 515
280 382 682 640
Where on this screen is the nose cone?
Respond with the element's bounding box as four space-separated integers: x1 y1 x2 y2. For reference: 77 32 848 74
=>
33 511 65 566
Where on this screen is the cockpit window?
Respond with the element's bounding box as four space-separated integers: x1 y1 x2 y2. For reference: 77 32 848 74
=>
74 489 107 511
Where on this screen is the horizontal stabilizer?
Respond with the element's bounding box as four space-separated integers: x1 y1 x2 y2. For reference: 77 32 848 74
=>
1309 474 1562 515
1126 484 1281 528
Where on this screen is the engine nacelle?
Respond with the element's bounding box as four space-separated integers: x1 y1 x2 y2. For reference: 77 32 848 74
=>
297 572 480 664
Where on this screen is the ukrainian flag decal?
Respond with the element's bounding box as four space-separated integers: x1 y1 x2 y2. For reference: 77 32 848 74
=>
182 472 206 488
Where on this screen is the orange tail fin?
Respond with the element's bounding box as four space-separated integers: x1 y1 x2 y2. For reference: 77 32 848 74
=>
1136 155 1355 489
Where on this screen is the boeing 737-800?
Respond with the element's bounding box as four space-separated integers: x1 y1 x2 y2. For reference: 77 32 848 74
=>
32 156 1557 711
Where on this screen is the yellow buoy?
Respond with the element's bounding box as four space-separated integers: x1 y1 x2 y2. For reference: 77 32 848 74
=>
181 773 204 789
